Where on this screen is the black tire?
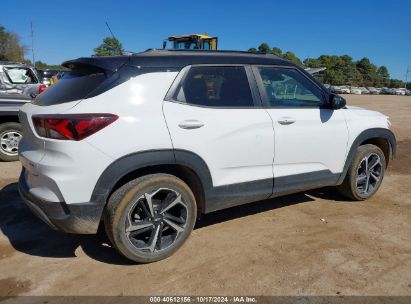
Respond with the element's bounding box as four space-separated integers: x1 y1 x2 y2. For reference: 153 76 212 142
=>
0 122 22 162
337 144 386 200
104 174 197 263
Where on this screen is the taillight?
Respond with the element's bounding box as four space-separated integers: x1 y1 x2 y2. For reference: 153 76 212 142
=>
32 114 118 141
38 84 47 94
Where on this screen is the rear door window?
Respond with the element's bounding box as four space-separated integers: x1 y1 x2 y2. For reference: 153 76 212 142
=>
175 66 254 107
33 67 107 105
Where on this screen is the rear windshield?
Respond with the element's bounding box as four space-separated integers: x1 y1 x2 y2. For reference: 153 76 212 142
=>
33 66 107 106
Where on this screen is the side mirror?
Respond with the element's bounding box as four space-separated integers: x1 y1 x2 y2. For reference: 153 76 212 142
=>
329 93 346 109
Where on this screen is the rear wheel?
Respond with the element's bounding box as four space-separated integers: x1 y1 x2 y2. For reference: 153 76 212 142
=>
337 144 386 200
0 122 22 162
104 174 197 263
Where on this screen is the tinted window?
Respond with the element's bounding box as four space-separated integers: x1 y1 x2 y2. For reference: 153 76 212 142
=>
33 67 107 106
257 67 323 107
176 66 253 107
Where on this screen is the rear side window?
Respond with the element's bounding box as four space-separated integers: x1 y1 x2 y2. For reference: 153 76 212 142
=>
33 67 107 106
175 66 254 107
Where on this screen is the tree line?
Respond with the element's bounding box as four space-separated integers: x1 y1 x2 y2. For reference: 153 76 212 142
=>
249 43 408 88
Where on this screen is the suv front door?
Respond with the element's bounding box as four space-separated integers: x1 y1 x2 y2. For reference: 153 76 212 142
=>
253 66 349 195
163 65 275 211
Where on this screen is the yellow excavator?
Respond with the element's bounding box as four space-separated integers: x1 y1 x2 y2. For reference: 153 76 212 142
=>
163 34 218 50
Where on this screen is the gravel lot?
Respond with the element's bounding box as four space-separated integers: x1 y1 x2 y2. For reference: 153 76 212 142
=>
0 95 410 297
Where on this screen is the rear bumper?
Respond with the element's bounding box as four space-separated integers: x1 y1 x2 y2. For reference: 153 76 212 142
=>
18 170 103 234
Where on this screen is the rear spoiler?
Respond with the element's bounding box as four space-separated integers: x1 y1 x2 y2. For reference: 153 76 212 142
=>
62 56 130 72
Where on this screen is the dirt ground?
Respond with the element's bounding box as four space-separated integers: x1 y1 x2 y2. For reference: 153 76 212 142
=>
0 95 410 297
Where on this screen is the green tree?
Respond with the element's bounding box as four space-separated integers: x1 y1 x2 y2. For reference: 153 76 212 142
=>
303 57 321 68
340 55 362 85
377 66 390 87
250 44 302 65
248 47 257 53
34 60 65 70
0 25 26 61
389 79 405 88
282 51 302 66
257 43 271 54
271 47 282 57
305 55 343 84
356 57 378 86
93 37 124 56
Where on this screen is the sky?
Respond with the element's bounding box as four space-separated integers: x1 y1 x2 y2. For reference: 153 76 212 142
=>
1 0 410 80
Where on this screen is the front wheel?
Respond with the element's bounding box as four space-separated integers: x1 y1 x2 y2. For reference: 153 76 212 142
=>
0 122 22 162
104 174 197 263
337 144 386 200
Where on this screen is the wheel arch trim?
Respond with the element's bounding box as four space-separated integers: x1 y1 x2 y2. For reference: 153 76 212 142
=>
338 128 396 184
89 149 213 216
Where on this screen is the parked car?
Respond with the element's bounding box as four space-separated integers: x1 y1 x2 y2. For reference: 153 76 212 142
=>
394 88 406 96
18 50 396 263
330 86 342 93
350 86 362 94
381 87 396 95
359 87 370 94
0 61 46 161
331 85 350 94
339 85 351 94
367 87 382 95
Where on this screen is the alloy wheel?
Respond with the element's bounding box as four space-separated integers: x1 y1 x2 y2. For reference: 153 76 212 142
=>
125 188 188 253
355 153 383 196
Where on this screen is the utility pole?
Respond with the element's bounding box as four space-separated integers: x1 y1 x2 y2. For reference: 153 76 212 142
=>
406 66 410 90
30 21 35 67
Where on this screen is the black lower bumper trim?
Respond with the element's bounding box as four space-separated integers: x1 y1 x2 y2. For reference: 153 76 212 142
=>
18 171 103 234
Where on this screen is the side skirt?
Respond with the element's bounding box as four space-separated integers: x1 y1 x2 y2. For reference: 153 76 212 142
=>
271 170 340 197
203 170 340 213
205 178 273 213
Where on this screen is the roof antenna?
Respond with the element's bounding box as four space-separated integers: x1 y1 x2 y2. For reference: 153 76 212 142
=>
105 21 116 39
104 22 133 55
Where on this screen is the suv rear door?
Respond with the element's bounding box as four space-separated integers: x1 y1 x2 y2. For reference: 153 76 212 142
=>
253 66 349 195
163 65 275 210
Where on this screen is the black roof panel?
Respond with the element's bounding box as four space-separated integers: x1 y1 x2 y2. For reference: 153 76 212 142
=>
62 49 294 71
129 49 291 67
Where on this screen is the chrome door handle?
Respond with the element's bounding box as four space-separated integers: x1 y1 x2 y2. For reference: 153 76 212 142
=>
277 117 296 125
178 120 205 129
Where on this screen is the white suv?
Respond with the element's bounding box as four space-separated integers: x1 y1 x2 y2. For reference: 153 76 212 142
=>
18 50 396 263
